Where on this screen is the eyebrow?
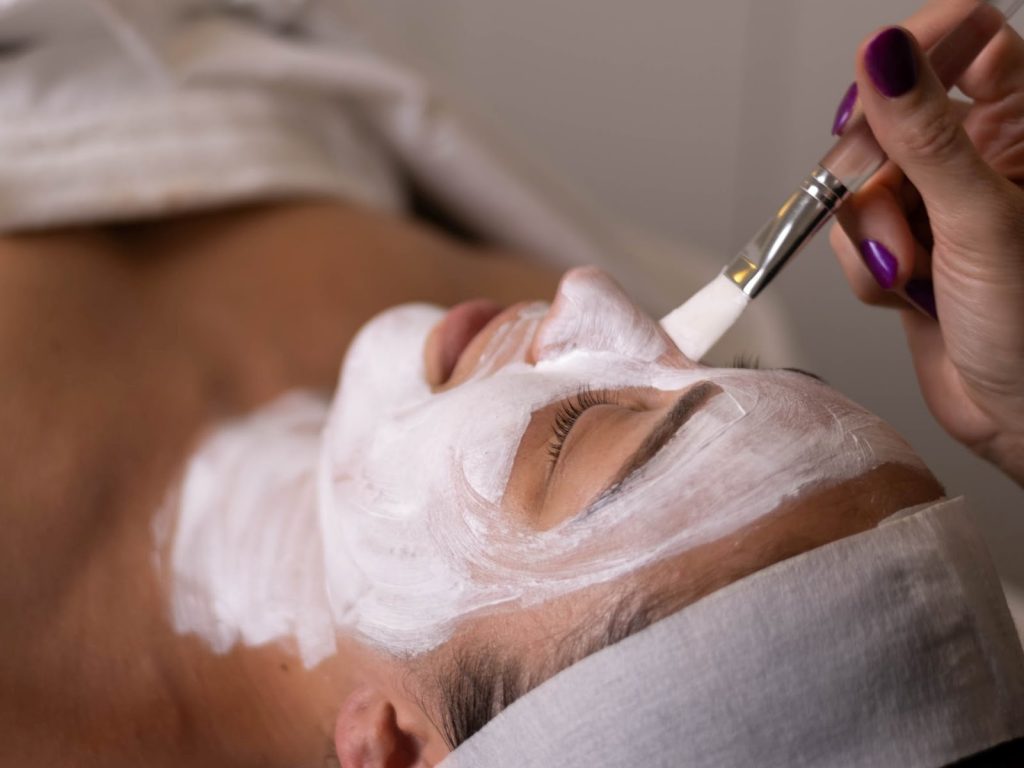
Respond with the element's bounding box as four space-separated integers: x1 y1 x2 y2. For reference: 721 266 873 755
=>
583 381 722 515
781 367 827 383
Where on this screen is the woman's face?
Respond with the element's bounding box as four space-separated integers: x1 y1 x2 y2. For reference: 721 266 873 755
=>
318 268 936 654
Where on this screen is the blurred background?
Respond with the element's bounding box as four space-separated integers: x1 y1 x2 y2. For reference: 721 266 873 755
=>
357 0 1024 632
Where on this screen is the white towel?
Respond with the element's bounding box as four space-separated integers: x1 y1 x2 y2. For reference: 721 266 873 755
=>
443 497 1024 767
0 0 626 274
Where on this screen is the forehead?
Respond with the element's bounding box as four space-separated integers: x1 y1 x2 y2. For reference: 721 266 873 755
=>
455 461 940 664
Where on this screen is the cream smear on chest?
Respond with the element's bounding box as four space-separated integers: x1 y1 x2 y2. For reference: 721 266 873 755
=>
160 269 923 663
157 393 336 666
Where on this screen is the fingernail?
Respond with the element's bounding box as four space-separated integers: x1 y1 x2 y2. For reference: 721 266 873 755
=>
905 279 938 320
865 27 919 98
832 82 858 136
859 240 898 290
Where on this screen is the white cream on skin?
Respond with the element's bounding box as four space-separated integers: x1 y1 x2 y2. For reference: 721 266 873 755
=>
158 393 336 666
660 273 750 361
159 270 924 664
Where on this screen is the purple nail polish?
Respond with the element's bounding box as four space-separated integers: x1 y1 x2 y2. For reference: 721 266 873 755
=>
860 240 898 290
832 82 858 136
866 27 919 98
905 279 938 320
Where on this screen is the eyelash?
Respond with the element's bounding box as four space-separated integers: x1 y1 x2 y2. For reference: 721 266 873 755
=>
733 354 824 383
548 388 618 465
732 353 761 370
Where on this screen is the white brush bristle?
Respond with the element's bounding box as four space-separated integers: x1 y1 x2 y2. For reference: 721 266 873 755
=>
660 274 750 361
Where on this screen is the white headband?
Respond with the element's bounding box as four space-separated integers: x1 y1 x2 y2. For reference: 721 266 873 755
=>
441 498 1024 767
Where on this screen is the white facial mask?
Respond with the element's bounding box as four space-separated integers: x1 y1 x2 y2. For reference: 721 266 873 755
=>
317 271 923 654
161 270 925 664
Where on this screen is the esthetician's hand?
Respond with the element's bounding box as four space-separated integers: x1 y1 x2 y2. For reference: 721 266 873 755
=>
828 1 1024 487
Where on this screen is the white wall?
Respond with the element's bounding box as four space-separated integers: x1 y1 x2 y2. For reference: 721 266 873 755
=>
359 0 1024 629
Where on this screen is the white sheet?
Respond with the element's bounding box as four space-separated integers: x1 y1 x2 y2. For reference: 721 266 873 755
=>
443 497 1024 767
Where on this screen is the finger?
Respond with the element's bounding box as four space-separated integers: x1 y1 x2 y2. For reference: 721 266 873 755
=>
958 20 1024 102
901 310 1000 447
897 172 925 219
831 222 910 310
830 6 1012 136
856 25 1008 234
898 0 996 49
835 102 965 218
833 181 921 304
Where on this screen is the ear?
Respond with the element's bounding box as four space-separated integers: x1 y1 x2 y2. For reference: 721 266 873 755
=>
335 685 445 768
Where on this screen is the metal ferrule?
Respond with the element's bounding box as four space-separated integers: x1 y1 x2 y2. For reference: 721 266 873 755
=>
724 165 849 299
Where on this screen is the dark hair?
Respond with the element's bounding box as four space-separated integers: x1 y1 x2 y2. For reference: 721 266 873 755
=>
430 587 678 749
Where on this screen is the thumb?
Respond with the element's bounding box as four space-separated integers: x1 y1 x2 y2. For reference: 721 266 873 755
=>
855 25 1004 220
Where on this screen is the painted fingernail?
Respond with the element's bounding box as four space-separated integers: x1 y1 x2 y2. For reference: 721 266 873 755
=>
832 82 858 136
865 27 919 98
905 279 938 320
859 240 898 290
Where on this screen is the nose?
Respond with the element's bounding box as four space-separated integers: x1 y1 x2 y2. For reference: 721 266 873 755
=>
529 267 695 366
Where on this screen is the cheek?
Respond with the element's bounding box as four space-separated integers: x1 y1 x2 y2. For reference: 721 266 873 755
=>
421 373 593 504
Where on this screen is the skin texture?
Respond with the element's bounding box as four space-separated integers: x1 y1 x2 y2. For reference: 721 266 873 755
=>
0 200 942 767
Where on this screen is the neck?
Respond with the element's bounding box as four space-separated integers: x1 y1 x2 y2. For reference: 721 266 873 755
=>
9 461 361 767
152 392 373 765
160 391 342 663
161 633 365 767
60 442 367 767
0 228 364 766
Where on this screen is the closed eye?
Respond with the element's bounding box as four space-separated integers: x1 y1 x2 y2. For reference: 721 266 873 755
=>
547 388 620 465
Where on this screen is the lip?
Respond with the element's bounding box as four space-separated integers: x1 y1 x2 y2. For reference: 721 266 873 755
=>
424 299 507 388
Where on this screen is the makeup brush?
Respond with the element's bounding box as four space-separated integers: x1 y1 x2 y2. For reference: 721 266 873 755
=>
661 0 1024 361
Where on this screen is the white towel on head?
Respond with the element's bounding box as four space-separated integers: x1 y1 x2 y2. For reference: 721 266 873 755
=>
442 497 1024 768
